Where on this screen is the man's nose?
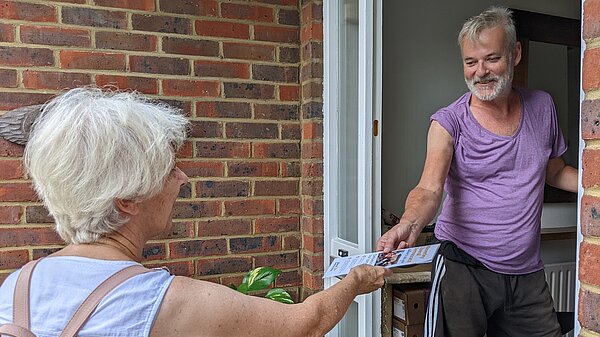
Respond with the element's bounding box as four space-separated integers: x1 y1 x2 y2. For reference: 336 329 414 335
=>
475 62 488 77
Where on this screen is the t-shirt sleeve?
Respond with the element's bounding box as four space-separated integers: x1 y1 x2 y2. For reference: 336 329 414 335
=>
547 94 568 159
431 108 459 142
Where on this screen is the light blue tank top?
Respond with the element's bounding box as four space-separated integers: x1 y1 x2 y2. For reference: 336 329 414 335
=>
0 256 174 337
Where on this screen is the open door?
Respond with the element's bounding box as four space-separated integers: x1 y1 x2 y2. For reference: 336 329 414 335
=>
324 0 382 336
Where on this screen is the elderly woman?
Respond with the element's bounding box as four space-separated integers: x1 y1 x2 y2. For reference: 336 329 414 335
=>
0 87 389 336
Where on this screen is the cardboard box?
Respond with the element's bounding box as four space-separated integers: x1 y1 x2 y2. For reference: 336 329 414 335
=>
392 319 423 337
392 284 429 325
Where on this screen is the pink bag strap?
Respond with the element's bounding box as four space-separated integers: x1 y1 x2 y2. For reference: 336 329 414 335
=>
0 323 37 337
58 264 151 337
12 258 42 329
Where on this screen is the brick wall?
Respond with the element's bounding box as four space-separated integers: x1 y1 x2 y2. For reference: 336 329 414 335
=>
0 0 314 299
580 0 600 334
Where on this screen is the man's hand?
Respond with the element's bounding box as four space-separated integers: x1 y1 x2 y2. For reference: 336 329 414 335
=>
347 264 392 295
376 222 420 253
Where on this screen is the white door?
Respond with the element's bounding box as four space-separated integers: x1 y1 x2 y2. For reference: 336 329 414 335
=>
323 0 382 336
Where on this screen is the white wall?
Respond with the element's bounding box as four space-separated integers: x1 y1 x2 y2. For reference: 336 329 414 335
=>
381 0 580 223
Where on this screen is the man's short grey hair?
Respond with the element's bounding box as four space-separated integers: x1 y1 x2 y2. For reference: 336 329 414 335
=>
24 87 189 244
458 6 517 51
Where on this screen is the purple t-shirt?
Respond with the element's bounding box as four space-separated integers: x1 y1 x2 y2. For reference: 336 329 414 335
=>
431 87 567 274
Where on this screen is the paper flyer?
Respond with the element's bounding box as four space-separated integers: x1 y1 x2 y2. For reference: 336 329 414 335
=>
323 243 440 278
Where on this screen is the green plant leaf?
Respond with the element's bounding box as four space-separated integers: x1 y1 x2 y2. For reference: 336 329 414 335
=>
265 288 294 304
229 284 237 290
236 283 248 294
245 267 281 292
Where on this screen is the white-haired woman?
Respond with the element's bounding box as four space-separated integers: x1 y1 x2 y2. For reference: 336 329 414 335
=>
0 87 390 336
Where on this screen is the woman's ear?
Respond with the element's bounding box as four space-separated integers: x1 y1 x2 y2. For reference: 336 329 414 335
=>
115 199 140 216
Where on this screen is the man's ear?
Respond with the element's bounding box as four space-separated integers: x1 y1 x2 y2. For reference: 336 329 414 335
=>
513 41 522 67
115 199 140 216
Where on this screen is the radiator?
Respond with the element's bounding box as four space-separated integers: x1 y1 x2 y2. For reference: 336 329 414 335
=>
545 262 576 337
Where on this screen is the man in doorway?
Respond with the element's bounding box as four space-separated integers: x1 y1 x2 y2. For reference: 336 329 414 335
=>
377 6 577 337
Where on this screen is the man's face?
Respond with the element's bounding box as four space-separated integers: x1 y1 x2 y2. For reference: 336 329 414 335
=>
461 26 518 101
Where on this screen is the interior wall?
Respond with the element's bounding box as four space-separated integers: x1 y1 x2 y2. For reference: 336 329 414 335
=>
381 0 580 219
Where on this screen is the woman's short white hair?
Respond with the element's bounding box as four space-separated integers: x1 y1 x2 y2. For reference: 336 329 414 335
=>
24 87 189 244
458 6 517 51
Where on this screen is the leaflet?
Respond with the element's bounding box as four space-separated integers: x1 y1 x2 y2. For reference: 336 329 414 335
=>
323 243 440 278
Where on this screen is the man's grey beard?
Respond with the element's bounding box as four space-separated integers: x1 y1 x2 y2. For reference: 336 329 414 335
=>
465 66 513 101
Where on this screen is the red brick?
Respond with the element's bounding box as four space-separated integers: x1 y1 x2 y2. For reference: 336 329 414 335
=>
21 25 90 47
301 2 322 24
196 101 251 118
196 141 251 159
302 162 323 177
0 22 15 42
254 25 299 43
0 183 37 202
224 199 276 216
31 247 61 260
301 142 323 159
0 227 63 247
276 269 302 288
177 161 224 178
302 121 323 139
189 120 222 138
141 242 166 261
0 69 17 87
279 85 300 101
197 257 253 276
230 235 281 253
94 0 155 10
0 92 53 111
303 198 323 215
96 31 157 52
0 206 22 224
282 123 300 140
0 160 23 179
177 141 194 158
163 79 220 97
25 205 52 223
223 42 275 61
283 234 301 250
278 198 300 215
155 221 195 239
303 234 324 254
146 260 194 276
195 20 250 39
301 41 323 60
197 180 249 198
253 142 300 159
132 14 191 34
583 48 600 91
302 217 324 234
579 289 600 332
224 82 274 99
194 60 250 79
281 162 300 177
584 0 600 40
580 241 600 287
301 22 323 42
303 269 323 290
23 71 91 90
170 239 227 258
255 180 298 196
302 81 323 100
0 139 24 157
280 46 300 63
583 149 600 188
130 55 190 75
301 61 323 82
172 200 221 218
254 252 299 270
0 249 28 269
302 101 323 119
253 0 297 6
581 195 600 236
163 36 219 56
160 0 217 17
0 46 53 67
228 162 278 177
255 104 299 120
221 3 274 22
50 0 86 3
60 51 125 71
253 64 299 83
255 216 299 233
95 75 158 94
302 180 323 196
279 8 300 26
62 7 126 29
302 252 324 271
226 122 278 139
0 1 57 22
582 99 600 140
198 219 252 236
